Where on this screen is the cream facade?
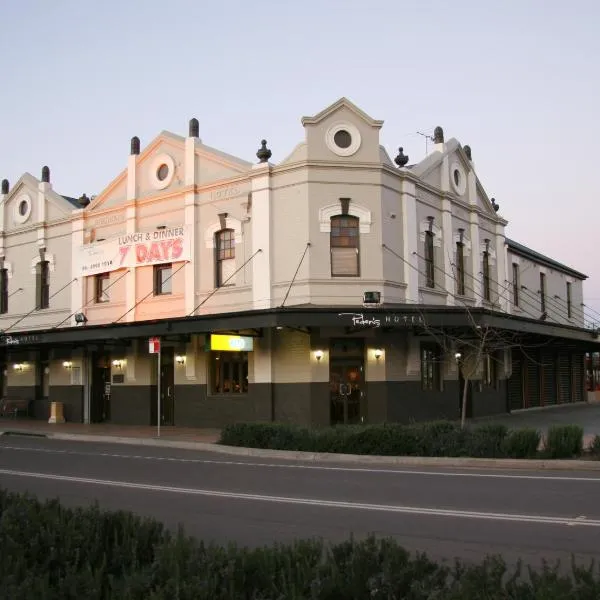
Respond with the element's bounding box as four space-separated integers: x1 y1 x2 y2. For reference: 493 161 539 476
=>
0 98 597 425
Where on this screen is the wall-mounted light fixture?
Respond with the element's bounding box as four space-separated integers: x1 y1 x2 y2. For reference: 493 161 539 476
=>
175 355 186 365
374 348 383 360
13 363 23 372
454 352 462 361
112 359 124 369
74 312 88 325
62 361 73 369
314 349 324 362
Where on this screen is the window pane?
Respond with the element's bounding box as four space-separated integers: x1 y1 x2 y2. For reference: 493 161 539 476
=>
331 247 358 276
211 351 248 394
160 267 172 293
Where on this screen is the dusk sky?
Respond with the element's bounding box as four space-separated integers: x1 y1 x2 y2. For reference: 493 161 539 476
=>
1 0 598 319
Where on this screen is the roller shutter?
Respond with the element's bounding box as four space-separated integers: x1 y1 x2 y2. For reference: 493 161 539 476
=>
524 352 541 408
557 353 572 404
572 353 584 403
541 351 557 406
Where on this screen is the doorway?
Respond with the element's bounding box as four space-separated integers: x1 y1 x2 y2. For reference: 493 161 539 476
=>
90 353 111 423
37 351 49 403
329 360 363 425
151 347 174 426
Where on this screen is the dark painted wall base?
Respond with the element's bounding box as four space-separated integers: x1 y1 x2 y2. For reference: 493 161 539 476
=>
50 385 83 423
387 381 461 424
472 380 507 418
6 386 46 420
175 384 271 428
111 386 152 425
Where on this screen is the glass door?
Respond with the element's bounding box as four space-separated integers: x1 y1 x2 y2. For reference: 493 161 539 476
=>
329 361 363 425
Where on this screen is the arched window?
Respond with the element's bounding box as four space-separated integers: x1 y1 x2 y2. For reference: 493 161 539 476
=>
215 229 235 287
330 215 359 277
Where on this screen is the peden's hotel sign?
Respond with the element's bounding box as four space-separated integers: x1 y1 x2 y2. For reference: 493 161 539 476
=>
338 312 426 328
76 226 191 276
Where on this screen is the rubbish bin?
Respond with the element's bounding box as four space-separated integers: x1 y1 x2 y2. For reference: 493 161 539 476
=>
48 402 65 424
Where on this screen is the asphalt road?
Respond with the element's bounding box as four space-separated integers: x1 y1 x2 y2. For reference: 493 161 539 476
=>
0 435 599 570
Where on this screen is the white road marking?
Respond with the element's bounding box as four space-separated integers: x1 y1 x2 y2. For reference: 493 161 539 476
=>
0 467 596 527
1 442 600 482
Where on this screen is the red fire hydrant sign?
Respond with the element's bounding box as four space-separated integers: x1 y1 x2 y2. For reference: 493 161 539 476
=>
149 337 161 354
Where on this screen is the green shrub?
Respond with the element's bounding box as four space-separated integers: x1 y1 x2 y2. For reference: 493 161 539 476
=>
466 423 509 458
219 422 313 450
2 489 600 598
502 428 541 458
544 425 584 459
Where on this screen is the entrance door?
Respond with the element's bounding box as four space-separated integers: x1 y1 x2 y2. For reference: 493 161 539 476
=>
329 361 363 425
90 353 111 423
157 348 174 426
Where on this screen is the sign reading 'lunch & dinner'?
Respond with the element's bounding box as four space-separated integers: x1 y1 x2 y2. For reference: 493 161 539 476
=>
76 226 191 276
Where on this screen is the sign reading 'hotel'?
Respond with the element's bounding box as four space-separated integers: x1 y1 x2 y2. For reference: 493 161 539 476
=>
76 226 191 276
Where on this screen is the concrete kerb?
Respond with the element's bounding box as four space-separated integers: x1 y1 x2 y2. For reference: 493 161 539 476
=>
2 429 600 471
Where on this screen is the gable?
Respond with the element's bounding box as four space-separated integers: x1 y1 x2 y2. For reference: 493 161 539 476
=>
1 173 74 231
302 98 384 163
87 173 128 212
411 140 500 217
88 131 252 213
196 143 251 185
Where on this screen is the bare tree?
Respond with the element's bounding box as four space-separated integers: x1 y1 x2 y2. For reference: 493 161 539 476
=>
421 307 552 428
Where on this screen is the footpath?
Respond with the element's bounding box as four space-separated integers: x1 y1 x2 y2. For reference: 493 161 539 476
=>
1 419 599 471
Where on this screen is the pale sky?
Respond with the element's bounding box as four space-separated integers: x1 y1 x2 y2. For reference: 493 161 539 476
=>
1 0 598 318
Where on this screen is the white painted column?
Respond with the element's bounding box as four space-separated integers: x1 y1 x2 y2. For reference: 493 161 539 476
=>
250 163 271 310
467 170 481 305
184 134 198 315
467 163 477 205
400 179 418 304
37 179 49 251
125 154 137 322
496 225 509 312
441 198 454 305
470 212 482 306
70 214 85 327
0 184 6 262
0 184 6 232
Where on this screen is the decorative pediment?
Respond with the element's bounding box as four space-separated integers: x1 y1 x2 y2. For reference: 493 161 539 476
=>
301 97 384 129
1 173 76 230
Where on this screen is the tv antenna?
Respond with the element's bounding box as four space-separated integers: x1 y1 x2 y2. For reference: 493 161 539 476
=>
416 130 434 156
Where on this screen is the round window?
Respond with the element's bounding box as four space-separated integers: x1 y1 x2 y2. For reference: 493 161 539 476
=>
157 164 169 181
18 200 28 216
453 169 461 187
333 129 352 149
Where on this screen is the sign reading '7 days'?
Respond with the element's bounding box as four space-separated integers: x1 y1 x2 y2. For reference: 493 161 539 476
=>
76 226 191 276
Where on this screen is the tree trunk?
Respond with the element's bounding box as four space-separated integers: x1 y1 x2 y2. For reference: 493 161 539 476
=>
461 373 469 429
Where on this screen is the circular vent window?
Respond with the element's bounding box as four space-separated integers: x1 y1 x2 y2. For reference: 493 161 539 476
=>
157 164 169 181
325 123 362 157
333 129 352 149
18 200 28 216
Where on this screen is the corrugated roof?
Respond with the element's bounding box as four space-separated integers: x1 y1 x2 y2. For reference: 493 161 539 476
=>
61 195 86 209
61 195 81 208
506 238 587 280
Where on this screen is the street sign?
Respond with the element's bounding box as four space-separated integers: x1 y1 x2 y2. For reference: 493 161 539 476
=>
149 337 161 354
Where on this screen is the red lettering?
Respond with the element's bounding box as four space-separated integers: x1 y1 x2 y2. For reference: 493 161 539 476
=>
135 244 148 263
148 242 162 262
171 238 183 260
160 240 173 260
119 246 130 266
